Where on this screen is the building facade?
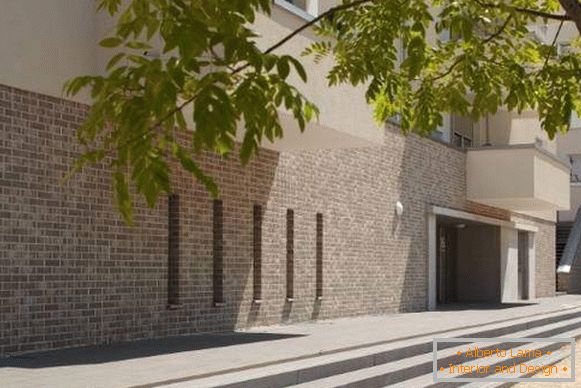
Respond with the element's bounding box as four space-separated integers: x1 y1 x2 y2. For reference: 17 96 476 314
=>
547 23 581 292
556 123 581 292
0 0 571 355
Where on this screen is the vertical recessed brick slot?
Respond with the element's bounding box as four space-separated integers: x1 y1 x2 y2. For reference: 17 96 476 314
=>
316 212 323 299
253 204 263 302
167 194 180 307
213 199 224 306
286 208 294 301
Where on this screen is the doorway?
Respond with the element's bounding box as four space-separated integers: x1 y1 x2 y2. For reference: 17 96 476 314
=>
435 216 501 306
436 224 457 304
428 207 538 310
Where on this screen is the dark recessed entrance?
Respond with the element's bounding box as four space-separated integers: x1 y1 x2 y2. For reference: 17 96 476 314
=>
436 216 501 305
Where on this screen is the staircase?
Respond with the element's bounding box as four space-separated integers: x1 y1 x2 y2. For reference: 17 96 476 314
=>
165 307 581 388
559 207 581 275
557 222 574 292
557 222 573 266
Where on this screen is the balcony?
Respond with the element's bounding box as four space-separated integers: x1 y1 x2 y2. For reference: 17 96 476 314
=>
467 144 570 211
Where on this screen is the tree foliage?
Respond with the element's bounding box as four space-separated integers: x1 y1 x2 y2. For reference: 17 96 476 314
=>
309 0 581 138
66 0 581 223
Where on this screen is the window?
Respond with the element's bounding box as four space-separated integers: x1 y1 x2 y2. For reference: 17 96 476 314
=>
452 133 472 148
167 194 180 307
430 129 445 142
571 111 581 129
558 42 572 56
451 114 473 148
213 199 224 306
286 209 294 301
433 115 452 142
316 213 323 299
397 39 407 66
275 0 316 19
389 113 402 126
571 155 581 184
253 204 263 302
284 0 307 9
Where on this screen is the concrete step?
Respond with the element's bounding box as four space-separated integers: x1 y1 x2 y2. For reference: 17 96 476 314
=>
458 349 572 388
395 333 575 387
396 345 572 388
162 306 581 388
292 317 581 388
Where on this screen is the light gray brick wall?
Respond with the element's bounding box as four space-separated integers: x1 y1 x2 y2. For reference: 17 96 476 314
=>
510 214 556 298
0 84 555 355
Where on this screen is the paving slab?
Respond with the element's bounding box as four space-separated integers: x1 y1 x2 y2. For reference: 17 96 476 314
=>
2 295 581 388
516 339 581 387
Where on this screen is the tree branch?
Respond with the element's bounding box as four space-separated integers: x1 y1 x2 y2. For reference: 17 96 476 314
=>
559 0 581 34
472 0 571 22
429 55 465 82
264 0 375 55
152 0 377 130
111 0 378 154
543 20 565 69
482 14 513 44
428 15 512 82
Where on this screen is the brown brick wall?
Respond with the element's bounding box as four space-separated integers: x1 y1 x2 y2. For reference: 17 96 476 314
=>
533 220 557 298
0 84 555 355
558 272 569 293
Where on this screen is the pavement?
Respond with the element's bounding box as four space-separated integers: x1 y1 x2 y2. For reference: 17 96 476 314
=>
516 338 581 387
2 295 581 388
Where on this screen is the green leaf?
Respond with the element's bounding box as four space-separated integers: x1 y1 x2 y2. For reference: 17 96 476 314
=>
113 170 133 225
63 76 94 96
175 146 218 197
98 0 122 15
287 56 307 82
126 41 152 50
69 0 581 227
106 53 125 70
277 58 290 79
99 37 123 48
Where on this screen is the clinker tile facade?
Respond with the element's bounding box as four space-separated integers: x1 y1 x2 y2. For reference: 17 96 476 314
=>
0 84 555 355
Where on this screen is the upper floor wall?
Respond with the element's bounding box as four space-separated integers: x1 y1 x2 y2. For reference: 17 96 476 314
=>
252 2 385 149
0 0 99 102
0 0 384 151
0 0 570 156
478 111 557 154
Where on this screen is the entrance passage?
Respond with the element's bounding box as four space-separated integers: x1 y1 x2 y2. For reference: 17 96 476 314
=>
436 216 501 304
428 207 537 310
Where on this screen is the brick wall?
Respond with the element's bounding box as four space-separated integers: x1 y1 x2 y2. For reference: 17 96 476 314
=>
0 84 555 355
532 220 557 298
509 214 556 298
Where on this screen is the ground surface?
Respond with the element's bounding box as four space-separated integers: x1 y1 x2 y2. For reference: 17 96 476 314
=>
516 339 581 387
2 295 581 388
